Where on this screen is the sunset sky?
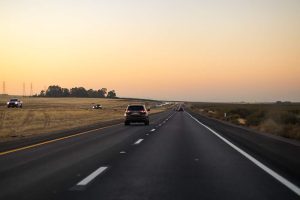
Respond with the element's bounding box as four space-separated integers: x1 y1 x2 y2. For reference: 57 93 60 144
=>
0 0 299 101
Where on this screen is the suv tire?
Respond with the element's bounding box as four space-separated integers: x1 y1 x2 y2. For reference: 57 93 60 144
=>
125 121 130 126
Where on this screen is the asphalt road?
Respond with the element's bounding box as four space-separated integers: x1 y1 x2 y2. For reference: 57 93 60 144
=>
0 110 299 200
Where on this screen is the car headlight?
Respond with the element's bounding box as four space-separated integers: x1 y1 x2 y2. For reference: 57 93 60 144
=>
7 102 9 104
15 102 18 104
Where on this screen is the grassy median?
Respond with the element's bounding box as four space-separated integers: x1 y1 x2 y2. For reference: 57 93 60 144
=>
0 96 168 141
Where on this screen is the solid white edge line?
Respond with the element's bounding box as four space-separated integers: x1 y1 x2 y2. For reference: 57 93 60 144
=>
77 166 108 186
134 139 144 145
186 112 300 197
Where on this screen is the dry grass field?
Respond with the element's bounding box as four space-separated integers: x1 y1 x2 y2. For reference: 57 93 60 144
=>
0 96 169 141
187 102 300 140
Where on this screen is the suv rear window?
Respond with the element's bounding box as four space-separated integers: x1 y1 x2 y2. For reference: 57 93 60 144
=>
10 99 18 101
127 105 145 111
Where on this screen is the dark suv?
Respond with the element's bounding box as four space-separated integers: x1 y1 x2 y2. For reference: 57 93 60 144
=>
124 105 150 126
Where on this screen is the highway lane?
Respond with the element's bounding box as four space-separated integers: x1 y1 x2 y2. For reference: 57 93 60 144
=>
0 110 299 199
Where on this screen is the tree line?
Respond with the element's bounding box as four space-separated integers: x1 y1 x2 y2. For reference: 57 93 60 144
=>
36 85 117 98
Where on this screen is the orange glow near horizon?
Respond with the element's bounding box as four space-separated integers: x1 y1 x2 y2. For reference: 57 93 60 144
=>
1 0 299 101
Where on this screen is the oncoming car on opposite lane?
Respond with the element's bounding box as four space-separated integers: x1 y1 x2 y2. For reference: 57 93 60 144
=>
7 98 23 108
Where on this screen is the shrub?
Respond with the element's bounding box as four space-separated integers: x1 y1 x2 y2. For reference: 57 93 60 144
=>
280 112 298 125
228 108 252 118
259 119 282 135
246 110 265 126
227 114 240 125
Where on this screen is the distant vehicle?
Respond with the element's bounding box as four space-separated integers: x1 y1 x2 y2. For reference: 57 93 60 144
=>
124 105 150 126
7 98 23 108
178 107 184 112
92 104 102 109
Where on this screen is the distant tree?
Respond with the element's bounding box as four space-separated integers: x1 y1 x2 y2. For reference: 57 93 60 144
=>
46 85 63 97
39 90 46 97
62 88 70 97
107 90 117 98
38 85 117 98
98 88 107 98
70 87 88 97
87 89 99 98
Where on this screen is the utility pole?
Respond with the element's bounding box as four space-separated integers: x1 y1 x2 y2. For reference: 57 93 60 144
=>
2 81 5 95
30 82 33 96
23 82 26 97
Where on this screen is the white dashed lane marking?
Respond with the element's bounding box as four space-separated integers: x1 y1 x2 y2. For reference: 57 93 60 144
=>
76 166 108 187
133 139 144 145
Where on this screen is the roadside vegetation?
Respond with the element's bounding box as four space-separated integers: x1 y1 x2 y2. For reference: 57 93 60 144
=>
0 96 170 141
186 102 300 140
